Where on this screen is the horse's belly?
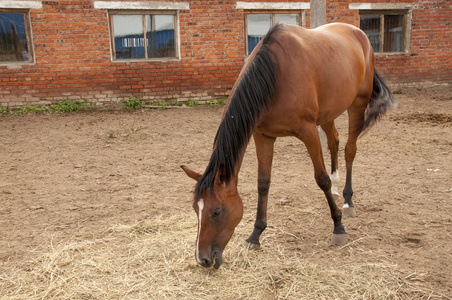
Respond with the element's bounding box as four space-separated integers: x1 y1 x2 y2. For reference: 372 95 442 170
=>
316 97 355 125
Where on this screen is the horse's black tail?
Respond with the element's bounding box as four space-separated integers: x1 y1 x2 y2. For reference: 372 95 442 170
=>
361 69 397 135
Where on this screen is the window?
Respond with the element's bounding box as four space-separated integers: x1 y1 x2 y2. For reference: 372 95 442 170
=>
109 11 177 60
350 3 418 54
95 1 188 61
359 12 405 53
0 10 33 63
246 12 301 55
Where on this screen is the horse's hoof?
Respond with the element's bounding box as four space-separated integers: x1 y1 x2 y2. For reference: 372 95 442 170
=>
244 241 261 250
332 233 348 246
343 205 356 217
332 193 340 201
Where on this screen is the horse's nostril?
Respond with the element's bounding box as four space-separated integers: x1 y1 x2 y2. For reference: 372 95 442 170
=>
200 258 211 268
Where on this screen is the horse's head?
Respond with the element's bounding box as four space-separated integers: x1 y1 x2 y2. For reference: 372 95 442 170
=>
181 165 243 269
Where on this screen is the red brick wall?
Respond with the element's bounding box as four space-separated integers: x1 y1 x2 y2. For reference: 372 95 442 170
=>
1 0 246 106
2 1 113 105
388 0 451 85
0 0 450 107
179 0 245 99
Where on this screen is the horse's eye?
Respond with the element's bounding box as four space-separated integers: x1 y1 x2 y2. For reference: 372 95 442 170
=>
212 208 222 218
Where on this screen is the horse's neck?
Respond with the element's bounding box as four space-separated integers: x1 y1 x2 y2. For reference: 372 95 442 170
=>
232 147 247 184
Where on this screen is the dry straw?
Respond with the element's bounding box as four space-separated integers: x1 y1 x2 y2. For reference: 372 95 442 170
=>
0 213 436 299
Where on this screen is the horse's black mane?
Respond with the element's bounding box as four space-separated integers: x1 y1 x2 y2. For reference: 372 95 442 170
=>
195 24 283 199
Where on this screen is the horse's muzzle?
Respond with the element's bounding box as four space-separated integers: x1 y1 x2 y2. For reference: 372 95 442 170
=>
198 248 223 269
213 249 223 269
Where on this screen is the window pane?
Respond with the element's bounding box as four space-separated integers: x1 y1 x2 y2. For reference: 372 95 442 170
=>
0 13 30 62
113 15 145 59
275 14 299 25
247 14 271 55
146 15 175 58
360 15 381 53
384 15 404 52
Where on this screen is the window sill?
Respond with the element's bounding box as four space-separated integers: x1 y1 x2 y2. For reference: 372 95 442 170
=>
111 58 181 63
0 61 35 70
375 52 410 57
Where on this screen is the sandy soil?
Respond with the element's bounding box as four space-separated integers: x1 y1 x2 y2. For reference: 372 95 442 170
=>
0 85 451 297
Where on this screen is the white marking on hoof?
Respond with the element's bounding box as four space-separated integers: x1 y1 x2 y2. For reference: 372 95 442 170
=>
330 171 340 197
196 198 204 264
343 203 349 208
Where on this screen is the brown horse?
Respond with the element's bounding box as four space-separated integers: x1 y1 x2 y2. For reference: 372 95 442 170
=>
181 23 396 269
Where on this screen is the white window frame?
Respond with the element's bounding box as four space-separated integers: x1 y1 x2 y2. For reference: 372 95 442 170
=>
237 2 310 58
94 1 189 62
0 0 41 66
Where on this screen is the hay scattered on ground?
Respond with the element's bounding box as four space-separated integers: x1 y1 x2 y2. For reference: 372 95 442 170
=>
0 213 439 299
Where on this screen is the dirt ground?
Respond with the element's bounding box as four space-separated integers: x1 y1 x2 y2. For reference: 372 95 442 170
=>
1 85 451 298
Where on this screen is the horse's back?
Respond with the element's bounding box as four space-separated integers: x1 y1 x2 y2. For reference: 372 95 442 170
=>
273 23 373 88
262 23 375 130
314 23 375 83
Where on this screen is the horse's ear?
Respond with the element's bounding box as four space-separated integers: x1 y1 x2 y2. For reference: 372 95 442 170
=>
180 165 201 181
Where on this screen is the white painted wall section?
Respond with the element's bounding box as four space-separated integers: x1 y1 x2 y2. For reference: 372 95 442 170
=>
0 0 43 9
94 1 189 10
236 2 310 10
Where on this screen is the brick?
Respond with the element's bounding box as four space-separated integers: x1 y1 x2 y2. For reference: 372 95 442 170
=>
1 0 450 105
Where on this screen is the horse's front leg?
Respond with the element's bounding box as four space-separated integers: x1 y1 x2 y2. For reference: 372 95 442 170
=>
246 132 276 249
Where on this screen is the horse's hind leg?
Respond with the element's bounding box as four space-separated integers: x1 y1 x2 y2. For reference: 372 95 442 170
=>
297 124 347 245
321 121 340 200
343 96 368 217
246 132 276 249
